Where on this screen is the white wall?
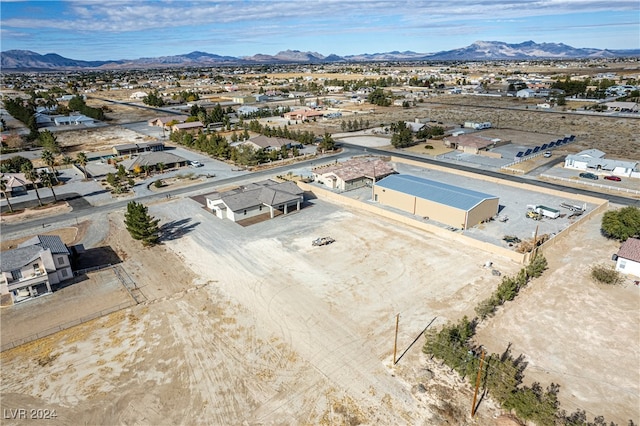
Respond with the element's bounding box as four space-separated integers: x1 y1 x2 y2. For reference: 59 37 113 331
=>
616 258 640 278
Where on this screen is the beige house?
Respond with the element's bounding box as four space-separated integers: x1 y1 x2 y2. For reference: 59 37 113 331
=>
372 174 499 230
443 134 504 154
312 157 396 191
205 179 304 223
148 115 189 127
0 235 73 304
171 121 204 134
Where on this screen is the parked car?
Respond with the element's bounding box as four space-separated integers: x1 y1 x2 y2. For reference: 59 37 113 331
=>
189 160 203 167
579 172 598 180
543 151 552 157
604 175 621 182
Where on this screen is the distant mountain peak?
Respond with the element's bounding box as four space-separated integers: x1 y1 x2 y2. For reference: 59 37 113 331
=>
2 41 639 71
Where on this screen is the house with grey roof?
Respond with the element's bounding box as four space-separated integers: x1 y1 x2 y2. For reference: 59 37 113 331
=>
564 149 638 177
0 235 73 304
123 151 188 172
205 179 304 223
242 135 303 152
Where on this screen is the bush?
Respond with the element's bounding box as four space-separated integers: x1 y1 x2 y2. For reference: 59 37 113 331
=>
153 179 164 188
424 144 434 149
590 264 622 285
601 206 640 241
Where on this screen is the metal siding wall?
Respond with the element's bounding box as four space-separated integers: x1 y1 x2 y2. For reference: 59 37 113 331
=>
374 187 415 213
414 198 466 228
466 199 500 229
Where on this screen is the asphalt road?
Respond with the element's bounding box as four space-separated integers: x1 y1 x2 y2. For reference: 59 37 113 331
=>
2 145 637 237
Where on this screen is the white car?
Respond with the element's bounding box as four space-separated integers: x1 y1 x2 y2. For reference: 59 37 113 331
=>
543 151 552 158
189 161 203 167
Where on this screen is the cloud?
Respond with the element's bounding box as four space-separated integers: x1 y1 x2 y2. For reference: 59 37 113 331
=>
2 0 637 34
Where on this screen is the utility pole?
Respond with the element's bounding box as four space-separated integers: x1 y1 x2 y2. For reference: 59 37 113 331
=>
471 348 485 417
393 313 399 364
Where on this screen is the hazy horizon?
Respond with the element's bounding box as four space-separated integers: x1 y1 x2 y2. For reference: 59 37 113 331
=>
1 0 639 61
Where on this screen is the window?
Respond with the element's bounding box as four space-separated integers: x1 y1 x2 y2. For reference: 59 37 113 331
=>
57 256 65 266
244 210 247 215
61 269 68 278
259 205 263 211
619 260 626 270
11 270 22 280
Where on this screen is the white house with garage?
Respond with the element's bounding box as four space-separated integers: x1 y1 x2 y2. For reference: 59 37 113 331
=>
205 179 304 223
564 149 638 177
614 238 640 278
0 235 73 304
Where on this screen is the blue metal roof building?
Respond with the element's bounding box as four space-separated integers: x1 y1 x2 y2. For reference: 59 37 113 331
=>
373 174 499 229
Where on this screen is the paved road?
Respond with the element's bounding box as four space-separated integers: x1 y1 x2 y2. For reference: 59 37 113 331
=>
2 144 638 238
342 142 640 207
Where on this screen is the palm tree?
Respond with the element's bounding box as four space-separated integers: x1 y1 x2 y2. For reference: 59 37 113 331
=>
62 155 73 166
76 152 88 180
0 177 14 213
21 163 43 207
41 149 57 177
39 171 57 202
157 162 165 174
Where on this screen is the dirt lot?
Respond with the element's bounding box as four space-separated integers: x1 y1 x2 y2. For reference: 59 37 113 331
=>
1 200 521 425
475 209 640 424
1 195 637 424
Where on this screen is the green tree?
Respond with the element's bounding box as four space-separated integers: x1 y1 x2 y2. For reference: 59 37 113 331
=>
601 206 640 241
21 162 43 207
39 130 61 154
41 149 57 177
390 121 414 148
76 152 88 179
39 170 57 202
367 88 391 106
0 178 14 213
62 155 73 166
317 132 336 152
124 201 160 246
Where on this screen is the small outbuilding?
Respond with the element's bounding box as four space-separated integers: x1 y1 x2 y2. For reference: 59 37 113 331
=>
372 174 499 230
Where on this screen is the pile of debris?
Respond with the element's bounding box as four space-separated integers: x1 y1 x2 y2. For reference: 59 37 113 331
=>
312 237 335 246
515 234 550 253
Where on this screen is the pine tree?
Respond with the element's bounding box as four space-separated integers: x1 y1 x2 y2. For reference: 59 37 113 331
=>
124 201 160 246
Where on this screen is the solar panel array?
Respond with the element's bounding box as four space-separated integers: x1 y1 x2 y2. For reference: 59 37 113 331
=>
513 135 575 161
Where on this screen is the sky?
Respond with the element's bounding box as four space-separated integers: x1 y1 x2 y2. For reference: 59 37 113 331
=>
1 0 639 61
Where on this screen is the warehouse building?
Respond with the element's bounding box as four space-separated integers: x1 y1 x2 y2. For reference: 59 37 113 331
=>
372 174 499 230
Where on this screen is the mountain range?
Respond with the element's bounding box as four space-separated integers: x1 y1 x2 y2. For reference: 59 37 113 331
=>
2 40 639 71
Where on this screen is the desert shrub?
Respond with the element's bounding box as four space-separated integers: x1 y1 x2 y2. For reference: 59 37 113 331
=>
526 253 548 278
601 206 640 241
590 264 622 285
424 144 434 149
153 179 164 188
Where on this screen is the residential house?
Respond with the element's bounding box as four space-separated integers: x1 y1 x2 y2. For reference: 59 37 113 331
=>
242 135 303 152
564 149 638 177
112 141 165 156
171 121 204 134
614 238 640 277
283 109 325 122
124 151 188 172
0 235 73 303
0 173 37 197
312 157 396 191
205 179 304 223
443 134 503 155
148 115 189 128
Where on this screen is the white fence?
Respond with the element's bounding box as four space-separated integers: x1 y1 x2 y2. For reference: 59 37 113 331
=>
540 174 640 195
